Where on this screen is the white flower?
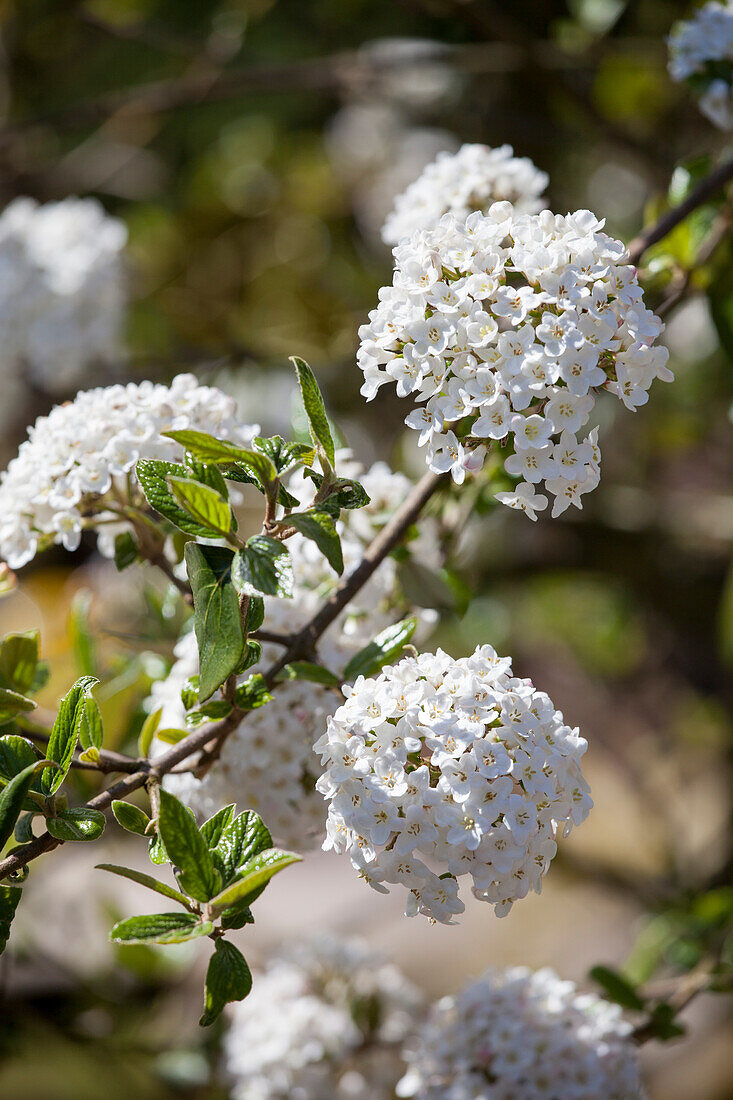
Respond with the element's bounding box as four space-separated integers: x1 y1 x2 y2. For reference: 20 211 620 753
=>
397 966 646 1100
155 453 441 851
316 645 591 923
668 2 733 129
224 936 424 1100
358 203 670 517
382 144 548 244
0 196 127 393
0 374 259 570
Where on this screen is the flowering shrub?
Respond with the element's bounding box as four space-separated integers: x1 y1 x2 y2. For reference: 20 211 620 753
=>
382 143 548 245
153 455 440 849
315 645 591 922
0 374 258 569
224 936 423 1099
668 1 733 129
358 203 671 518
0 197 127 392
397 966 645 1100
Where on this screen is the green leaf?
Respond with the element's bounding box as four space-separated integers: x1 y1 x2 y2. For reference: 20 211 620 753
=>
46 807 106 842
291 356 335 469
589 966 646 1011
231 536 293 598
235 640 262 677
42 676 99 794
275 661 341 687
646 1002 686 1041
157 789 219 903
200 804 236 849
0 885 21 955
180 676 200 709
77 695 104 751
210 849 301 915
0 688 37 724
110 912 213 945
253 436 314 474
185 458 230 500
185 544 245 702
215 810 272 886
156 726 190 744
220 901 254 931
138 707 162 757
149 832 168 865
288 511 343 575
14 812 35 844
96 863 193 908
0 630 40 694
342 618 418 682
162 431 277 489
112 800 151 836
233 674 272 711
200 939 252 1026
306 471 370 512
185 702 232 728
167 475 232 537
0 735 40 783
0 761 48 849
137 459 217 538
113 531 139 572
243 596 265 634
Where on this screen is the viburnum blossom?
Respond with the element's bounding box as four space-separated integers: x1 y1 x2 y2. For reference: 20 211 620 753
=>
224 936 424 1100
397 966 645 1100
154 454 440 849
0 197 127 391
0 374 259 570
382 144 548 245
315 645 591 923
358 203 671 519
668 1 733 129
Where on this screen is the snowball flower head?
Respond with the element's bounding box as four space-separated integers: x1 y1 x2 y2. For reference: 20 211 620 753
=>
382 143 548 244
224 936 424 1100
155 454 440 850
398 965 645 1100
359 204 671 518
315 645 592 923
668 1 733 129
0 374 259 569
0 196 127 391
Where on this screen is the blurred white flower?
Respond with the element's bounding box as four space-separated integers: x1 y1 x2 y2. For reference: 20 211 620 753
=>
668 2 733 129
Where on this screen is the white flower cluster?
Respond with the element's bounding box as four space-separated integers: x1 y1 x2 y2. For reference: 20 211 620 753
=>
382 144 548 245
358 204 671 520
315 645 592 923
0 374 259 570
155 454 440 849
224 936 424 1100
0 197 127 392
397 966 645 1100
668 1 733 129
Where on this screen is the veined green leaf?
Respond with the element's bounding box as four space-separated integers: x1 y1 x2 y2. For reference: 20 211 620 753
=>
137 458 218 538
113 531 138 571
110 911 213 945
231 535 293 598
162 431 277 488
342 618 418 682
200 939 252 1026
291 356 335 469
185 544 245 702
275 661 341 687
233 674 272 711
77 694 104 751
0 760 50 849
112 800 151 836
253 436 314 473
0 688 37 725
46 807 106 842
157 789 220 902
42 676 99 794
211 849 301 914
288 511 343 575
138 707 162 758
200 804 236 849
167 475 232 537
96 863 194 908
215 809 272 886
0 735 40 783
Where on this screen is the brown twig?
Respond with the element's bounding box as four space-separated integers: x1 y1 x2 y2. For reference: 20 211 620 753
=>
628 160 733 264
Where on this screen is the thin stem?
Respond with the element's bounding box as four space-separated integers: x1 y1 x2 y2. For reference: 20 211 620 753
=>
628 160 733 264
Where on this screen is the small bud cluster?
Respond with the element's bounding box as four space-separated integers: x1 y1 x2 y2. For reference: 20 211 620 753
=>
315 645 591 923
382 144 548 245
358 204 671 520
0 197 127 392
224 936 424 1100
397 966 645 1100
0 374 258 569
155 455 441 849
668 1 733 129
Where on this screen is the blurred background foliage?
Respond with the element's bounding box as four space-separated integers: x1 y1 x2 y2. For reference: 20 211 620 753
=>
0 0 731 1097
